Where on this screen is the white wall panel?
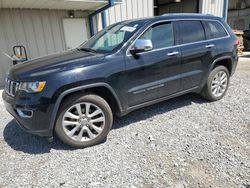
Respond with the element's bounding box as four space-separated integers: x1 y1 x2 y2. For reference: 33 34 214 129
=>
95 0 154 32
199 0 224 17
137 0 144 18
126 0 133 20
63 18 88 49
0 9 69 86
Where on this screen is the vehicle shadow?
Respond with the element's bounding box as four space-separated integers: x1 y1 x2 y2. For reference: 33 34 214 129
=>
3 93 207 154
3 120 73 154
112 93 206 130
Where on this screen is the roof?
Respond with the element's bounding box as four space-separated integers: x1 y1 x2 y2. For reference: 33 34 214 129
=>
124 13 222 25
159 13 220 20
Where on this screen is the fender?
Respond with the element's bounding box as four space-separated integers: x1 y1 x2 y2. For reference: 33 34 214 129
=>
48 83 123 131
198 56 234 91
209 56 233 73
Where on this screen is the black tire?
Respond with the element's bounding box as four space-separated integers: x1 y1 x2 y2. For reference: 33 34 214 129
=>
55 93 113 148
201 66 230 101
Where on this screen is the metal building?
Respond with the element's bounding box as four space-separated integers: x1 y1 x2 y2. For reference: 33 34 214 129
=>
0 0 247 86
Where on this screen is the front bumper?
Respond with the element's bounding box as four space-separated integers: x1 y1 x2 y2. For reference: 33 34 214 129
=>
2 90 54 137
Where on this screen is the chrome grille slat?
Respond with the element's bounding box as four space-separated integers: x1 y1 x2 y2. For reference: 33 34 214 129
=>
7 80 11 95
5 79 19 97
10 81 13 96
15 83 19 94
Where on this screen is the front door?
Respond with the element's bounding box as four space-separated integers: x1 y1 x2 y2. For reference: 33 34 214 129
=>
124 21 181 107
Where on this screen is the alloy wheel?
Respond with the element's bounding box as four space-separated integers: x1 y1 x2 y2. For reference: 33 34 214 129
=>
62 102 105 142
211 70 228 97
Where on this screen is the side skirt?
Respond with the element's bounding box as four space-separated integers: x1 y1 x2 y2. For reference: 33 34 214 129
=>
121 86 199 116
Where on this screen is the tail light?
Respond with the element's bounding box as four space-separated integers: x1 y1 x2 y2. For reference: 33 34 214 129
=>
235 38 240 46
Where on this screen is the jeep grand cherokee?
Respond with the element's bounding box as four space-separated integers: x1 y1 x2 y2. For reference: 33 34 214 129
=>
2 14 238 148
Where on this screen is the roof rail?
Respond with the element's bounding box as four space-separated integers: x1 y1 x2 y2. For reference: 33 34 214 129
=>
161 13 214 16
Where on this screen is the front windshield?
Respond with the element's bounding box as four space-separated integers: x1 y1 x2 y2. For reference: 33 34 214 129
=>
79 22 142 53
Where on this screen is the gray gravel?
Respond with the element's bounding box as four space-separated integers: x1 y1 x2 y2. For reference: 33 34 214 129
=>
0 58 250 188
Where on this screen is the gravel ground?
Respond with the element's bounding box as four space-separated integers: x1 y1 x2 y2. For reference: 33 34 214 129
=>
0 57 250 188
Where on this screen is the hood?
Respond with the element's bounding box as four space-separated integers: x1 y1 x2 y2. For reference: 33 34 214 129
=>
8 49 105 80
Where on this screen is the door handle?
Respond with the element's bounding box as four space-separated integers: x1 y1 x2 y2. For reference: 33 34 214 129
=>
167 51 179 56
205 44 215 48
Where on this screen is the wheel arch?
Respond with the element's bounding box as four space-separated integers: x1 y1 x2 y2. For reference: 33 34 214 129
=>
49 83 123 131
210 56 233 76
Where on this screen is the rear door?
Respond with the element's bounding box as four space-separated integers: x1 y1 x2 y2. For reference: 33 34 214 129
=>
175 20 215 91
202 20 230 57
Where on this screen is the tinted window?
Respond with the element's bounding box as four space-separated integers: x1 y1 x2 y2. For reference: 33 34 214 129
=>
177 20 205 44
203 21 228 39
139 22 174 49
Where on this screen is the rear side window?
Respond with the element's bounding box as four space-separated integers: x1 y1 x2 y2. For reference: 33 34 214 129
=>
176 20 205 44
139 22 174 49
203 20 228 39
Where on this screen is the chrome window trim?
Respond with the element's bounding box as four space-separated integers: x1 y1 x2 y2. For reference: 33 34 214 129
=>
125 18 230 57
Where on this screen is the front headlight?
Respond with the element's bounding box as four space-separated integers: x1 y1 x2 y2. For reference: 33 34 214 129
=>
19 81 46 93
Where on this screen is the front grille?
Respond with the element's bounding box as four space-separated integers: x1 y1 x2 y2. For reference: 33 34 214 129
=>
5 79 19 97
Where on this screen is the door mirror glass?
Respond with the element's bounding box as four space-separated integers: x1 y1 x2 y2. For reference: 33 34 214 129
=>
13 46 28 62
130 39 153 56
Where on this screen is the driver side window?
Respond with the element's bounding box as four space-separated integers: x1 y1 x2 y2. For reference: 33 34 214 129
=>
139 22 174 49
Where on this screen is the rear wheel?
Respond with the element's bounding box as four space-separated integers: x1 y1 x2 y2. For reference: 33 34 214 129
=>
55 94 113 148
201 66 230 101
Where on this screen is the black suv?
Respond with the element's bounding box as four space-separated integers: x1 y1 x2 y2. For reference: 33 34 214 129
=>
2 14 238 148
243 29 250 51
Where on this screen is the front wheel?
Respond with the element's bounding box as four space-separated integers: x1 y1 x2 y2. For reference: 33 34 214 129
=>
55 94 113 148
201 66 230 101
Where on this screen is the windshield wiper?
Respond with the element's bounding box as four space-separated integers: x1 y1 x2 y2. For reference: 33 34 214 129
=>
79 47 97 53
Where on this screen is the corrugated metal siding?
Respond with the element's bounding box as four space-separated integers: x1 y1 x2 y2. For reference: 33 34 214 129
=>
0 0 108 10
0 9 68 86
94 0 154 32
199 0 224 17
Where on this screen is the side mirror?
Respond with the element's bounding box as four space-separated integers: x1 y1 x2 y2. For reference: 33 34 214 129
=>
130 39 153 57
13 46 28 64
